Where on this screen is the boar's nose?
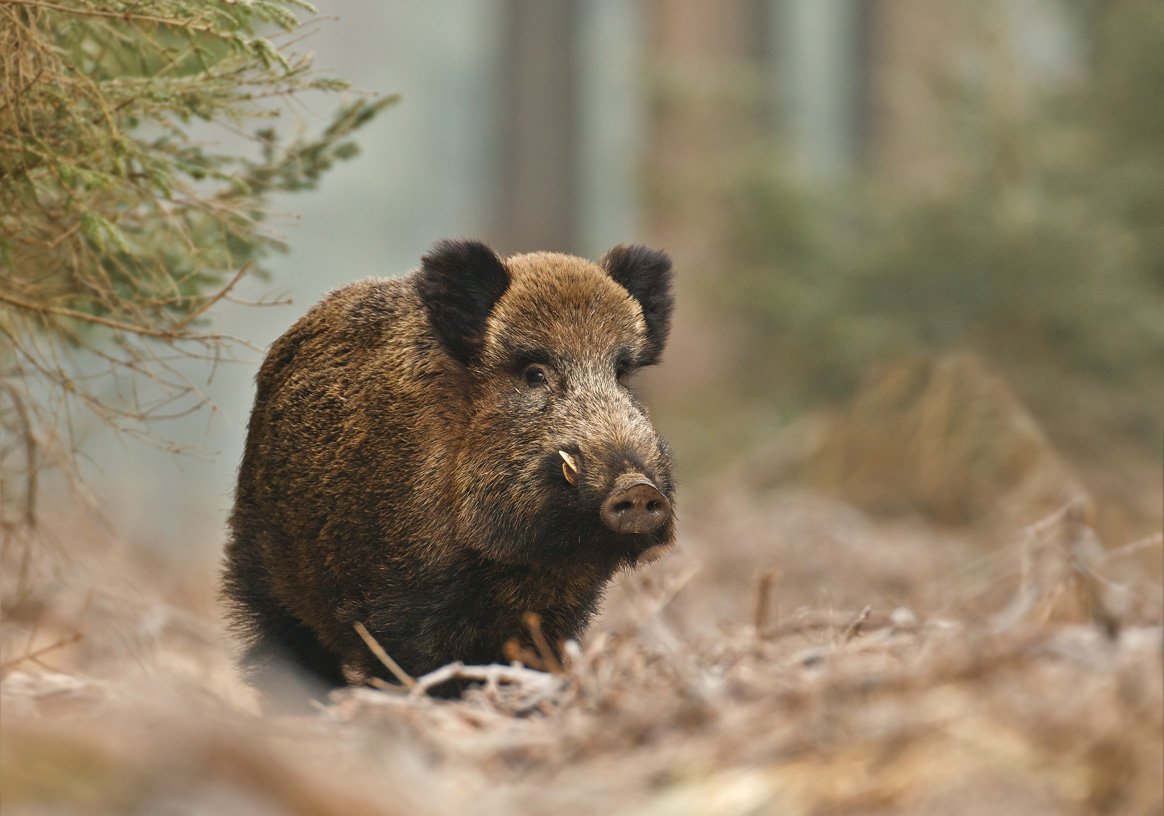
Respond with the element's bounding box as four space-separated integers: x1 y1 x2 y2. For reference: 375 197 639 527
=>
600 474 671 535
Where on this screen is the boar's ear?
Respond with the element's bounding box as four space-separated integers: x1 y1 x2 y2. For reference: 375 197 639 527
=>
417 239 511 364
601 245 674 364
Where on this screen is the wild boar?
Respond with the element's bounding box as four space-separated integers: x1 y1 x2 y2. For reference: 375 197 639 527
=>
222 240 675 693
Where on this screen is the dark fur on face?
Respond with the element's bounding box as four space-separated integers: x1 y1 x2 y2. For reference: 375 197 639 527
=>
222 240 675 696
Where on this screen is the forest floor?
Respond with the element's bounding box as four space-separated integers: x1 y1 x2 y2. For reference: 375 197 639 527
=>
2 468 1161 816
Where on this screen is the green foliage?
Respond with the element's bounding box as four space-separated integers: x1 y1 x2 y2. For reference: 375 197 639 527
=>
720 0 1164 457
0 0 395 523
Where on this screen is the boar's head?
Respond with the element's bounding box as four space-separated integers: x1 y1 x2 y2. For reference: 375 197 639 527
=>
418 240 676 568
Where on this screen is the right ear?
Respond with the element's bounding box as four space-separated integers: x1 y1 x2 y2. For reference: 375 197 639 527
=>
417 239 510 365
601 244 674 365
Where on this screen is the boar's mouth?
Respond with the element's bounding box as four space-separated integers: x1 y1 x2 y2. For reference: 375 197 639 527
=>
532 447 675 564
456 444 675 568
560 447 671 535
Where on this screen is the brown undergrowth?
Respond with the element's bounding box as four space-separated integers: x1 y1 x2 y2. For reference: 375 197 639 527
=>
1 490 1161 815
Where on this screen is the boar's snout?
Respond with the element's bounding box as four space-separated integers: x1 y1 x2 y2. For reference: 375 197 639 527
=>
600 473 671 535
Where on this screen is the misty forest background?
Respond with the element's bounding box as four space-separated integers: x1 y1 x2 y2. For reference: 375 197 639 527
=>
3 0 1161 561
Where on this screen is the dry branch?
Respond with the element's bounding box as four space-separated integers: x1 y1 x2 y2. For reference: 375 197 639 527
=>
0 0 394 529
353 621 414 689
0 629 84 672
842 604 872 642
753 568 780 634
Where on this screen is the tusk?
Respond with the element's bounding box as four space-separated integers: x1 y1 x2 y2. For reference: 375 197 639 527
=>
559 450 579 486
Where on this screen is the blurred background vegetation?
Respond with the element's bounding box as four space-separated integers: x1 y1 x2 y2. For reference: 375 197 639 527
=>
710 0 1163 463
643 0 1163 541
1 0 1160 558
1 0 391 545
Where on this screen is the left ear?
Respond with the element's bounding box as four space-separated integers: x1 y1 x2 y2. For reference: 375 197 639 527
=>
417 239 511 365
601 245 674 364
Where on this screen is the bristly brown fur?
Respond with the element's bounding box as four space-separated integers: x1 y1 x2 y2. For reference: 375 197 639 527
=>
222 240 676 695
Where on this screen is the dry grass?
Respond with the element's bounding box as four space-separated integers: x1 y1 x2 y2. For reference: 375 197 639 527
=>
1 482 1160 816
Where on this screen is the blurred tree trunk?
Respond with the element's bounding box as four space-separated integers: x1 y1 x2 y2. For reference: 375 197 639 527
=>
496 0 582 255
641 0 765 404
864 0 960 190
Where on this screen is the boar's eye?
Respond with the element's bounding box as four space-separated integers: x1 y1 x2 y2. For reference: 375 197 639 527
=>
525 366 548 388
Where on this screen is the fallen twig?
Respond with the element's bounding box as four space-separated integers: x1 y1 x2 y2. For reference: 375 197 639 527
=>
409 661 566 701
843 605 872 642
754 568 781 635
1102 533 1163 563
523 612 562 673
353 621 414 689
0 629 84 672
